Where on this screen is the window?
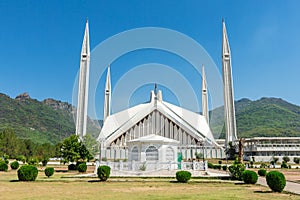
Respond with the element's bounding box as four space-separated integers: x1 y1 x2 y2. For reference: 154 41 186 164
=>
131 146 139 161
166 147 174 161
146 146 158 161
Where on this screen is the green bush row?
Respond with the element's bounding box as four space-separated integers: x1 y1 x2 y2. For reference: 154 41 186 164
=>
208 162 228 171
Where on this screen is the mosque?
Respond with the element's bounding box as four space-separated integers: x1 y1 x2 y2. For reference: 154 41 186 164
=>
75 20 238 162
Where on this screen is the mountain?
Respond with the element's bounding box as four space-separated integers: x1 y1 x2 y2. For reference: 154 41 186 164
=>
1 92 299 144
0 93 101 144
210 97 300 139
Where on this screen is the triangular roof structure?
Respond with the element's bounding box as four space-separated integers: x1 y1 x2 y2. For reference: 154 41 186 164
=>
97 90 220 148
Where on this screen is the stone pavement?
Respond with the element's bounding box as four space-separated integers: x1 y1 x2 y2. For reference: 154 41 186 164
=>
257 177 300 195
79 169 230 178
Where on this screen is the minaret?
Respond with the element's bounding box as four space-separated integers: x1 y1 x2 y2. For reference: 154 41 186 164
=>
103 65 111 122
76 20 90 139
202 65 209 124
222 19 237 147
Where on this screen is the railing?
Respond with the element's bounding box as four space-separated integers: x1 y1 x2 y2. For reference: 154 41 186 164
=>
94 160 207 173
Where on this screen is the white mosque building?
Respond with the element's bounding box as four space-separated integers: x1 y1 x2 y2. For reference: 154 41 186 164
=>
75 20 238 163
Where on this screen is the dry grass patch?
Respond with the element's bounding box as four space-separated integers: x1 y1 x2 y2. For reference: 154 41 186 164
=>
0 170 299 200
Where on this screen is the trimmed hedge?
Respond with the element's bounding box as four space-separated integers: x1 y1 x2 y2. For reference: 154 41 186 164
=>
78 163 87 173
213 165 222 170
176 170 192 183
0 162 8 171
68 164 77 171
266 171 286 192
97 165 111 181
17 165 38 181
45 167 54 178
242 170 258 184
258 169 267 176
10 161 20 170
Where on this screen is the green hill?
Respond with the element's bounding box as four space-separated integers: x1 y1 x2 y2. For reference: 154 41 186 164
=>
0 93 100 144
0 92 299 144
210 97 300 139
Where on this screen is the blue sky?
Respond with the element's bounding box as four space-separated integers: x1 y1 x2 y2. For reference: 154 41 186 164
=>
1 0 300 119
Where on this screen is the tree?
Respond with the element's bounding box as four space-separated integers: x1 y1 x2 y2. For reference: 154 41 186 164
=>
282 156 290 163
238 138 244 163
82 134 99 158
293 157 300 164
0 128 21 158
225 141 237 160
273 157 279 163
59 135 92 164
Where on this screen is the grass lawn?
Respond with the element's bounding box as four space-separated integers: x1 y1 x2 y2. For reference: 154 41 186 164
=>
0 167 299 200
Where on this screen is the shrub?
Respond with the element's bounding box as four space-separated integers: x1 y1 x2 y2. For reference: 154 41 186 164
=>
78 163 87 172
16 155 26 164
17 165 38 181
222 165 227 171
44 167 54 178
68 164 77 171
195 152 203 159
1 154 9 164
10 161 20 170
213 164 222 170
228 163 245 181
0 162 8 171
101 157 107 161
242 170 258 184
76 161 86 166
266 171 286 192
1 157 9 164
260 163 267 168
27 157 40 166
208 162 214 169
97 165 111 181
176 170 192 183
258 168 267 176
139 162 146 171
293 157 300 164
281 161 288 169
218 160 222 165
282 156 290 163
3 154 9 160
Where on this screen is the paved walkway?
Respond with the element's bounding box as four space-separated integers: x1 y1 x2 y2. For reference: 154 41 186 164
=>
79 169 230 178
257 177 300 195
